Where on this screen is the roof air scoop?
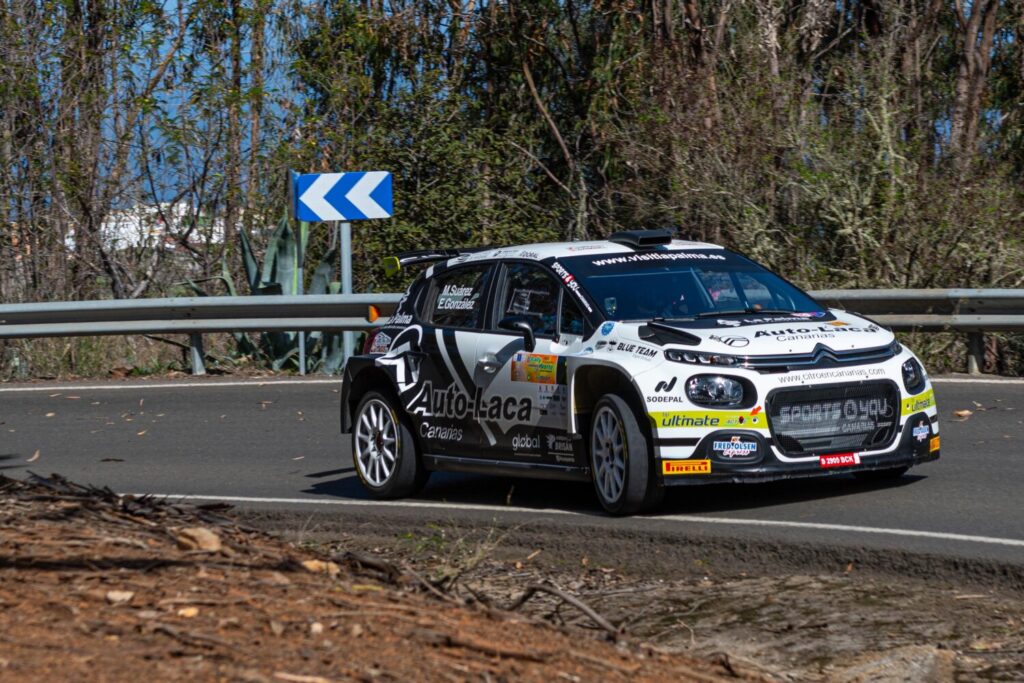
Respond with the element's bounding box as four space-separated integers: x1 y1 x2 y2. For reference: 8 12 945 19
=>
607 229 675 249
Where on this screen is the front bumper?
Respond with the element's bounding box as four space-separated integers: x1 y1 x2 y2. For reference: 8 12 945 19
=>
657 410 939 486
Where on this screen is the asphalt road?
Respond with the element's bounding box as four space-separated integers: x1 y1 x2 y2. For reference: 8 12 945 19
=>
2 376 1023 565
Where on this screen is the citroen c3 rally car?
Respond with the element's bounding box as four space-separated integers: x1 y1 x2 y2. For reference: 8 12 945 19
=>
340 229 940 514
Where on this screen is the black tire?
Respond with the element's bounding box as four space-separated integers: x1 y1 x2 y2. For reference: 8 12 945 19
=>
853 466 909 482
589 394 664 515
351 390 428 499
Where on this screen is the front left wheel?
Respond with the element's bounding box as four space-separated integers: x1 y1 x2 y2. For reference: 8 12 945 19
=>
352 391 427 499
589 394 664 515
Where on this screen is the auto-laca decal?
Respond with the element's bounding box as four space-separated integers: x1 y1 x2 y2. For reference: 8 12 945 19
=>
371 258 577 463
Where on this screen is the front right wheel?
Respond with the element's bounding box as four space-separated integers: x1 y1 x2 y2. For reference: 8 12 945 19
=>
589 394 663 515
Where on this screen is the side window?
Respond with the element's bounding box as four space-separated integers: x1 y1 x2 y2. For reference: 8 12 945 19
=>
559 291 586 337
427 265 491 329
500 263 560 337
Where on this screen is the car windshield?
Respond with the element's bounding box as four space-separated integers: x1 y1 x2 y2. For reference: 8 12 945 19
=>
559 249 822 321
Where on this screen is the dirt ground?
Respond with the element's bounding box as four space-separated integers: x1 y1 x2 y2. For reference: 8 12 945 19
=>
281 517 1024 682
0 474 769 682
3 474 1022 682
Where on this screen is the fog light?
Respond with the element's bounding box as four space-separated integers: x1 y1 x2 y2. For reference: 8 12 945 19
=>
686 375 744 407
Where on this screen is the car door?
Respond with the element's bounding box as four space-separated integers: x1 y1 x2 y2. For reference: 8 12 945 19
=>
403 261 496 458
470 261 589 465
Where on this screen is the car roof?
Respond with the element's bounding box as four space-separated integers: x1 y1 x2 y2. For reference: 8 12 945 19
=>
437 238 724 269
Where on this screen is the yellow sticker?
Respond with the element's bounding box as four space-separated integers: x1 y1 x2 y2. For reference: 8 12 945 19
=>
901 388 935 416
929 435 941 453
662 459 712 475
649 408 768 430
511 353 559 384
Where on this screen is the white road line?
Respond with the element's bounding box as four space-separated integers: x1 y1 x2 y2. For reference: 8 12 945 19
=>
931 378 1024 385
0 379 340 393
136 492 1024 549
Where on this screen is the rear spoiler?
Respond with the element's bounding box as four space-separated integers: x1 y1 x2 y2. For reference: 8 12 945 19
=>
383 247 492 276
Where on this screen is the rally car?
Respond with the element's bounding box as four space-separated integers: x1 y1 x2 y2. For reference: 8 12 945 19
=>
340 229 939 514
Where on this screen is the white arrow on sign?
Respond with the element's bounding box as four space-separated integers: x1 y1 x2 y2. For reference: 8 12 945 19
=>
346 171 391 219
299 173 345 221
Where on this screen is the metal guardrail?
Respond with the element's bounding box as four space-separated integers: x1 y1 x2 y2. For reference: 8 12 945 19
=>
0 289 1019 375
811 289 1024 374
0 294 402 375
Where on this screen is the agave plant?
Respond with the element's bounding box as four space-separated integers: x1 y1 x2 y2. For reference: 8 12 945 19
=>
188 215 346 373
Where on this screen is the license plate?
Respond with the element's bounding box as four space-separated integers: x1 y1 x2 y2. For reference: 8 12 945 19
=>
819 453 860 468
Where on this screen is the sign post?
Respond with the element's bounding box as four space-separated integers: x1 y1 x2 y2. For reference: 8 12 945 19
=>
291 171 393 372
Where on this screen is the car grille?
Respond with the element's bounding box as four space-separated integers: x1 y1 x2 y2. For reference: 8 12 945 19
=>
737 343 897 373
766 382 899 455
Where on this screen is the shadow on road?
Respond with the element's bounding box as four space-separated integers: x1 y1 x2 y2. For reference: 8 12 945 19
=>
301 468 926 517
0 454 26 472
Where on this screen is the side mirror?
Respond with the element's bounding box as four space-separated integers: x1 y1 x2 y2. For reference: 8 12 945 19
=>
498 316 536 352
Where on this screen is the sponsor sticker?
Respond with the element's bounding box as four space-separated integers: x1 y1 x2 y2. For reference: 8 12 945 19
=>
650 407 767 430
709 334 749 348
753 325 880 343
600 321 615 336
409 382 532 422
655 377 677 393
912 420 929 443
511 353 559 384
790 311 826 319
419 423 464 442
369 331 393 354
929 436 941 453
591 252 726 267
387 313 413 326
819 453 861 468
551 261 593 313
900 389 935 415
596 339 658 360
512 433 541 452
662 459 712 475
545 433 575 454
712 436 758 458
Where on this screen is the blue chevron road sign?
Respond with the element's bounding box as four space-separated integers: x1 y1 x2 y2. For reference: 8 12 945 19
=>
292 171 393 222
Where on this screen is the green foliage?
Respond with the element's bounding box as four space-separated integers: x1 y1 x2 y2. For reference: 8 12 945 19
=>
6 1 1024 373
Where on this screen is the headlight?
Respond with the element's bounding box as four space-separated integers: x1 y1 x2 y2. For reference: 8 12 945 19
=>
686 375 745 407
902 357 926 392
665 348 740 366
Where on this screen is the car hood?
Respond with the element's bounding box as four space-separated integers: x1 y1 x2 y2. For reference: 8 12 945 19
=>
620 309 895 356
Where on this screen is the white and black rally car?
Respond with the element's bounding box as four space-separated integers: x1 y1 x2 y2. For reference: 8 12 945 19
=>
341 230 939 514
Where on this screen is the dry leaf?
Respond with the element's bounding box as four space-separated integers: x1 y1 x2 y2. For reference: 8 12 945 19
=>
175 527 222 552
301 560 340 577
177 607 199 618
45 412 55 418
270 620 285 636
26 449 40 463
137 430 147 436
106 590 134 605
526 549 541 561
953 409 973 419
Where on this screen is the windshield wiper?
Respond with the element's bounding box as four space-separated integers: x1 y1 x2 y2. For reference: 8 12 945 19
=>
693 308 798 319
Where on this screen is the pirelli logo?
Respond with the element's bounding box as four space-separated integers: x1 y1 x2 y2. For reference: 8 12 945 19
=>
662 459 712 476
